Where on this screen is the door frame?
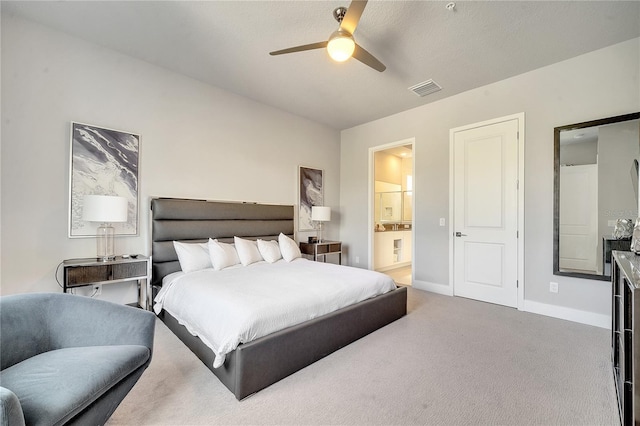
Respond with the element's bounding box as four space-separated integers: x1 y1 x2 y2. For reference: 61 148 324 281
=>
448 113 525 310
368 138 416 274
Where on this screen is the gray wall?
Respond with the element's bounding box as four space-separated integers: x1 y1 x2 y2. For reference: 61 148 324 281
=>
1 16 340 303
597 120 640 269
340 38 639 319
560 140 598 166
598 120 640 233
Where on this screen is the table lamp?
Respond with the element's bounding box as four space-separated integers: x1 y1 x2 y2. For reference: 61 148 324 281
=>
82 195 128 261
311 206 331 243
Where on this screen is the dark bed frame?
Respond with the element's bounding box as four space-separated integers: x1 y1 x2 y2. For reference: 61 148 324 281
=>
150 197 407 400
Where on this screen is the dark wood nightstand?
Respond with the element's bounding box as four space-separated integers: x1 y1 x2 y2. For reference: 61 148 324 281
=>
299 241 342 264
62 256 151 309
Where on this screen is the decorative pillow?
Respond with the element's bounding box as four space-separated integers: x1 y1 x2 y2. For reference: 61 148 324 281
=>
207 239 240 270
257 239 282 263
234 237 264 266
278 233 301 262
173 241 212 273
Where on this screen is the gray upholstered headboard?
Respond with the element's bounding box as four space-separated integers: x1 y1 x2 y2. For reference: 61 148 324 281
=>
150 198 294 286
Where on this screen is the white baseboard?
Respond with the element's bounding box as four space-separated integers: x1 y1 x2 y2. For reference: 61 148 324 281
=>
412 279 453 296
522 299 610 329
410 282 610 329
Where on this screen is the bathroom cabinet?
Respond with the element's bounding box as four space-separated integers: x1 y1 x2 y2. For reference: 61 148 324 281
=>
374 230 411 271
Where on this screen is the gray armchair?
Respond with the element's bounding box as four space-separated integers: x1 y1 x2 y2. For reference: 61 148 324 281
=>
0 293 155 426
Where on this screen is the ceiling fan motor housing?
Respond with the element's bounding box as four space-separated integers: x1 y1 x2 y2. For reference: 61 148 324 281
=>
333 7 348 24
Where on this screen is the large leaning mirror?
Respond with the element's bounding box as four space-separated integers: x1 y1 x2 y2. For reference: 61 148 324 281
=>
554 112 640 281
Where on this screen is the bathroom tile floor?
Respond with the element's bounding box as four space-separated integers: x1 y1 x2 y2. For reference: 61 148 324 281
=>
383 265 412 286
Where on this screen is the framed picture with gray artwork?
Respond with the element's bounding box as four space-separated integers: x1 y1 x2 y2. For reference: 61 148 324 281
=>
68 122 140 237
298 166 324 231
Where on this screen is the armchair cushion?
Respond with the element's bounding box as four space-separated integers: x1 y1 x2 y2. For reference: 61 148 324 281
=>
0 345 149 426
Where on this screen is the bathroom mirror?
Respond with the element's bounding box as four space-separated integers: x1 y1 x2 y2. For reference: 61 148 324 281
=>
553 112 640 281
374 181 413 224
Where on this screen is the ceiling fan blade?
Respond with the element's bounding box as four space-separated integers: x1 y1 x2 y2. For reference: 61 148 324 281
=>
270 41 328 56
340 0 368 35
353 43 386 72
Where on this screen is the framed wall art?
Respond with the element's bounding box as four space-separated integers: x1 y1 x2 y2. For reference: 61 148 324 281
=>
298 166 324 231
68 122 140 237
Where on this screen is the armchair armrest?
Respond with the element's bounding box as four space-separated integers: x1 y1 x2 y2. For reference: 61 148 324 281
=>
0 387 25 426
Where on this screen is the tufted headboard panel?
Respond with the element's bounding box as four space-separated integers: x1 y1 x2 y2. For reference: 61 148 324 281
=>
150 198 294 286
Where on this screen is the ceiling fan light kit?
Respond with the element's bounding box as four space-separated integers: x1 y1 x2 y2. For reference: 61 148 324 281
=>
269 0 386 72
327 30 356 62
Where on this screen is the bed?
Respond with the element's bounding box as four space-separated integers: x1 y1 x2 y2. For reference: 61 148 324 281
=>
150 197 407 400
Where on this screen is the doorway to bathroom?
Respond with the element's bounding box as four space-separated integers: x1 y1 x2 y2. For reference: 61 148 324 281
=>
369 138 415 286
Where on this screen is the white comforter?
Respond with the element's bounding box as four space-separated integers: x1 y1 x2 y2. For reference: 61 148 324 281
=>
154 258 396 368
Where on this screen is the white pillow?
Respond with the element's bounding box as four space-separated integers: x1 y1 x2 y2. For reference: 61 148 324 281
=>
278 233 301 262
207 238 240 270
257 239 282 263
234 236 264 266
173 241 212 273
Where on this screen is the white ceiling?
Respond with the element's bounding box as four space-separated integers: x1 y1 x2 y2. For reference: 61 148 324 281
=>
3 1 639 130
381 144 413 158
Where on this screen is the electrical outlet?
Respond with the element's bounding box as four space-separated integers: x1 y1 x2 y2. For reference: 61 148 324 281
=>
439 218 446 226
549 281 559 293
355 256 360 264
93 284 102 296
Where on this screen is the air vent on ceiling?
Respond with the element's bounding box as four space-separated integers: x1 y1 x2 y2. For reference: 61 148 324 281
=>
408 79 442 97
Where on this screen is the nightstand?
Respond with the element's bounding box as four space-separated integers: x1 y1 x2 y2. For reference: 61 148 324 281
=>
62 256 151 310
299 241 342 264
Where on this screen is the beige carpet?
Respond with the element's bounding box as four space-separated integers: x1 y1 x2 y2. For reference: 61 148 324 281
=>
108 288 618 425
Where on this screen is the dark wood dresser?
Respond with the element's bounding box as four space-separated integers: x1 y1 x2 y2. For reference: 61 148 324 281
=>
612 250 640 425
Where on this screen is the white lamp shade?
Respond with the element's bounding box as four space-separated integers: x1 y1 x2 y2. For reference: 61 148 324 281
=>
311 206 331 222
82 195 128 223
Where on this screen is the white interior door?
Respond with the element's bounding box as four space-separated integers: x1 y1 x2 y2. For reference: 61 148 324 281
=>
559 164 598 273
453 119 519 307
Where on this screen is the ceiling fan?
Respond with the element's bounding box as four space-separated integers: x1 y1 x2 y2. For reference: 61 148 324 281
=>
269 0 386 72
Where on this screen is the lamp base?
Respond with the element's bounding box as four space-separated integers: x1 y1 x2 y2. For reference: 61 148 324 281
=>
96 223 116 261
98 255 117 262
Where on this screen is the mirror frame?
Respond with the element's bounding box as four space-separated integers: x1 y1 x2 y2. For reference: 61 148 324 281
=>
553 111 640 281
